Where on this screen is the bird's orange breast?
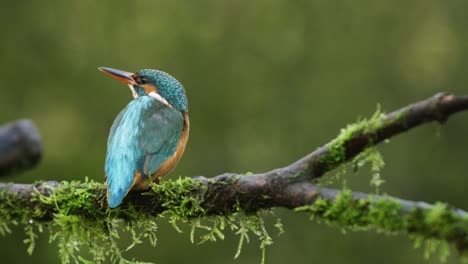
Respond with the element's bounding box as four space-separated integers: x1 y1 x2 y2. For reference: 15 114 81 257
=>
154 112 190 177
129 112 189 191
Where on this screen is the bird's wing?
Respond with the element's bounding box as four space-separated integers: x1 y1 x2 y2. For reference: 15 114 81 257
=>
105 105 135 208
105 99 183 208
107 108 126 147
140 105 184 176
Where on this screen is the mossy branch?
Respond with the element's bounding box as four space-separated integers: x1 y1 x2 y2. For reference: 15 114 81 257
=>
0 178 467 261
288 92 468 179
0 92 468 262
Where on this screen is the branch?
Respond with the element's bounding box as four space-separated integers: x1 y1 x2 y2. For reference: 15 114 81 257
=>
0 119 42 177
1 177 467 252
287 92 468 179
0 93 468 259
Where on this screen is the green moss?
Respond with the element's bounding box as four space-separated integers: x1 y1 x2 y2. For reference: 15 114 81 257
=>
317 106 387 193
394 109 406 122
296 190 374 231
424 203 454 236
319 143 386 194
367 196 402 232
320 106 386 172
149 177 207 220
296 190 468 261
353 147 386 193
0 177 280 264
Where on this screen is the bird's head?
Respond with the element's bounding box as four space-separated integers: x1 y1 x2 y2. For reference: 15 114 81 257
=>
99 67 188 112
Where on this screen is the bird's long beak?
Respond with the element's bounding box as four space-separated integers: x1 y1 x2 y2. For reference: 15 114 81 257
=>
98 67 137 85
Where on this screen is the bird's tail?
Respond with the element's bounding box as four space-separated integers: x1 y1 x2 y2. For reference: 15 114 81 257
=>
108 187 127 208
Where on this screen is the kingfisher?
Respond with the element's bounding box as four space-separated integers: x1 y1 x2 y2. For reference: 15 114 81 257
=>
99 67 189 208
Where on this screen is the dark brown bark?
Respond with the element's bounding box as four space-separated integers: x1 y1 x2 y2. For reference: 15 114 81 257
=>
0 119 42 177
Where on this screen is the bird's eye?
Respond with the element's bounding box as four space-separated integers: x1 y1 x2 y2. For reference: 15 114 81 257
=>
134 76 147 85
134 76 141 85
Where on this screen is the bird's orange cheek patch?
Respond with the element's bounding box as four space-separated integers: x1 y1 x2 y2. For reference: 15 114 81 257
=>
141 84 157 94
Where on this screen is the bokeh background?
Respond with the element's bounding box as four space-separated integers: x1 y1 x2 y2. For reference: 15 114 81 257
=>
1 1 468 263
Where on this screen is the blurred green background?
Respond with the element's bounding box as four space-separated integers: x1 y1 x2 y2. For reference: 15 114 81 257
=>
1 1 468 263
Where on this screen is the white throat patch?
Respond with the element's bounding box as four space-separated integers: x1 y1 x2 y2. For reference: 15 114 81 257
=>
128 85 171 108
148 91 171 107
128 85 138 99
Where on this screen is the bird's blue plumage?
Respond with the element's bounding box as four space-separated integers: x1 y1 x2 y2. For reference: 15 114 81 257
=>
100 67 189 208
105 96 184 208
136 69 188 112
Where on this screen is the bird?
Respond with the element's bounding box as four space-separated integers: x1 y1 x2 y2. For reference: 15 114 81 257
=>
99 67 189 208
